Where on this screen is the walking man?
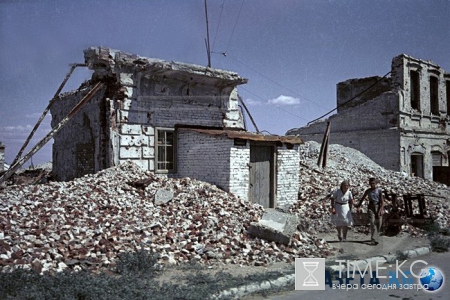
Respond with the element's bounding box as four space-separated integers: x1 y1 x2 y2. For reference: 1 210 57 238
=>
355 178 384 245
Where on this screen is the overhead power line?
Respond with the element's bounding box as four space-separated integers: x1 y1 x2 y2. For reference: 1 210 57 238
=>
211 0 226 52
228 55 329 110
240 86 310 122
225 0 244 53
307 71 392 125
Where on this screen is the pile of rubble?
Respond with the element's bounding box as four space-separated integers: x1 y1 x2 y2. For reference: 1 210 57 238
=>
291 141 450 235
1 142 448 274
0 162 331 274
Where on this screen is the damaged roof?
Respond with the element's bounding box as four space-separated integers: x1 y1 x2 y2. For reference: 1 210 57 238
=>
179 128 303 145
84 46 248 85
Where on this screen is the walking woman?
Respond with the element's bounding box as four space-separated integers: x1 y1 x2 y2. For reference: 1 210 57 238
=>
330 180 354 242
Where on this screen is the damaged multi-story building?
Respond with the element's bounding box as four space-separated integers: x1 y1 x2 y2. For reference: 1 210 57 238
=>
287 54 450 184
50 47 302 208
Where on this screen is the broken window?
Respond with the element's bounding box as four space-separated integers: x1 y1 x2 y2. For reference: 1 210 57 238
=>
156 128 176 173
410 153 424 178
410 70 421 110
430 76 439 115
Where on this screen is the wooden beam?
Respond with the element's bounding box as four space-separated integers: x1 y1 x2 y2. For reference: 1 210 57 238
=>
0 82 104 186
12 63 87 166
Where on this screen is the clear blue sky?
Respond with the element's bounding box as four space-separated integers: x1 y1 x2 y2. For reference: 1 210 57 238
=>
1 0 449 166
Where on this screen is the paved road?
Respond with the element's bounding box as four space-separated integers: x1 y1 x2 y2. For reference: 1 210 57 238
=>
244 251 449 300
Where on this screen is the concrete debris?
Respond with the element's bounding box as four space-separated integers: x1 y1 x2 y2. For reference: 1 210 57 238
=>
1 141 448 274
248 209 298 245
0 161 331 274
290 141 450 236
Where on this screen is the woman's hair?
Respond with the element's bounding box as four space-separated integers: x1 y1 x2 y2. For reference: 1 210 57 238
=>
340 180 350 189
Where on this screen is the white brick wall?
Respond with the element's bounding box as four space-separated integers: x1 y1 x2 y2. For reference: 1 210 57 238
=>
228 146 250 200
176 130 234 193
276 147 300 208
176 129 299 206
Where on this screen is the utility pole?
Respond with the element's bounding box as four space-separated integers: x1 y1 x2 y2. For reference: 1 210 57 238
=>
204 0 212 67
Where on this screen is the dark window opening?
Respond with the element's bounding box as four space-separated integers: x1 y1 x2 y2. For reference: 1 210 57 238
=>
234 138 247 146
410 70 420 110
411 153 424 178
430 76 439 115
156 129 176 172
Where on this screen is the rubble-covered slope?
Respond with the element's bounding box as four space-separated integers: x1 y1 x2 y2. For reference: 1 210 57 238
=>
291 141 450 234
1 142 448 275
0 162 330 274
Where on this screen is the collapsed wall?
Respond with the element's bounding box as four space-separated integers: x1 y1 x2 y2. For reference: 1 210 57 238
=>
290 141 450 233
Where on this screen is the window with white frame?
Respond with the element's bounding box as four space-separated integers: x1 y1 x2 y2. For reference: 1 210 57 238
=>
156 128 176 173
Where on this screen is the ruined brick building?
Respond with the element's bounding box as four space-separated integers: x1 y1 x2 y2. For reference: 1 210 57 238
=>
50 47 302 208
287 54 450 183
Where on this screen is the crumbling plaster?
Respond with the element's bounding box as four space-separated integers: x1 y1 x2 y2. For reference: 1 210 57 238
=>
51 47 302 208
287 54 450 181
51 47 248 181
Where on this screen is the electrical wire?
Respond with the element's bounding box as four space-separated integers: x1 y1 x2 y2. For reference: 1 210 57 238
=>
212 0 226 52
240 86 310 122
307 71 392 125
229 55 329 110
225 0 244 53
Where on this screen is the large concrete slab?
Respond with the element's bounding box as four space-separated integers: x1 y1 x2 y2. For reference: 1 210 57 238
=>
248 209 298 245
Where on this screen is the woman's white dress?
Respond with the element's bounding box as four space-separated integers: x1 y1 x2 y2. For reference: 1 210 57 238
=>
331 189 354 226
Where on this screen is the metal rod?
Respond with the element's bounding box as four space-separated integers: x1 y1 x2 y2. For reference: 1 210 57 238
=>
12 63 87 166
0 82 104 186
204 0 212 67
238 95 259 133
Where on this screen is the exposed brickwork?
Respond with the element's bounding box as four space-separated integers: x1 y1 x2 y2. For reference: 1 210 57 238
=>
51 47 247 181
50 47 301 207
287 54 450 181
176 129 300 207
276 146 300 208
50 87 109 181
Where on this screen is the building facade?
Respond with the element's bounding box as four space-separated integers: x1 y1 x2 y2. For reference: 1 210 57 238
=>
50 47 302 208
287 54 450 182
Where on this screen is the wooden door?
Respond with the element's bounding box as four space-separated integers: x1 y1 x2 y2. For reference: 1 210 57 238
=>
249 144 274 208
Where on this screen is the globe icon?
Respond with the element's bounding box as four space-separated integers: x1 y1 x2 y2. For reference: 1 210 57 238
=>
419 267 444 291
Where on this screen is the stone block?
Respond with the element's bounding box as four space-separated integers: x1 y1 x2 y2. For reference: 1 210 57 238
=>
120 124 142 135
248 209 298 245
119 146 141 159
155 189 174 205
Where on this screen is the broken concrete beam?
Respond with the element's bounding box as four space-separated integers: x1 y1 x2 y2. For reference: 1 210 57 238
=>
248 209 298 245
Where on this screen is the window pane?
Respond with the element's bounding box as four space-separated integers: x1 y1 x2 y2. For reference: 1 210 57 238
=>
157 130 175 171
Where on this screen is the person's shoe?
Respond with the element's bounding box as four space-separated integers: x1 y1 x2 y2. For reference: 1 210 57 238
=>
338 236 342 241
369 239 378 245
342 239 347 242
